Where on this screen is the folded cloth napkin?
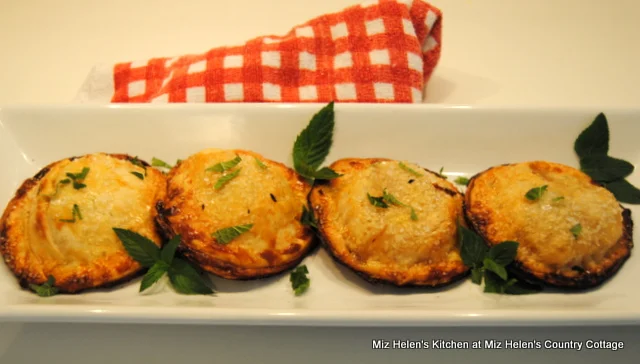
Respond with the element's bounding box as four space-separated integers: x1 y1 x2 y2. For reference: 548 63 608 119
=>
76 0 442 103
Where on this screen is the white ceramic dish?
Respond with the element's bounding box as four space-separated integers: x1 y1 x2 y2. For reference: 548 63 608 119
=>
0 104 638 326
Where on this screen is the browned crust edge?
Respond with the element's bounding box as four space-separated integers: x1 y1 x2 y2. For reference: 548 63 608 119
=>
309 157 470 288
155 149 316 280
0 153 161 294
464 163 634 289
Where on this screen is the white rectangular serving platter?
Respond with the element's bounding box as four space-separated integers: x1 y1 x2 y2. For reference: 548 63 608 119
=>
0 103 639 327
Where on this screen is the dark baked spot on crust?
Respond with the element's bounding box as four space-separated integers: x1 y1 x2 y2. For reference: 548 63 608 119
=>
33 166 51 181
282 244 302 254
260 250 277 265
433 184 457 197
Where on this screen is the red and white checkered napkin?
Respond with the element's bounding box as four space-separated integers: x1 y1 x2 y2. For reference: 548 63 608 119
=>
76 0 442 103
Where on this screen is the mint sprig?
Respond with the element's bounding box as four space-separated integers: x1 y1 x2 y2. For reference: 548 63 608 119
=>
113 228 213 295
292 102 341 182
458 224 541 294
575 113 640 203
29 275 59 297
290 265 310 296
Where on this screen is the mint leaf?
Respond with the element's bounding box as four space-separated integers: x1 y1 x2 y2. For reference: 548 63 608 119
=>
483 257 508 280
580 155 634 182
483 271 506 294
367 193 389 208
152 157 173 169
292 102 336 180
470 268 483 285
212 224 253 244
483 270 505 293
214 168 241 189
454 176 469 186
131 171 144 180
313 167 341 180
29 275 59 297
458 224 487 268
398 162 423 177
301 205 318 229
206 155 242 173
290 265 310 296
570 223 582 239
168 258 213 295
161 235 181 265
113 228 160 267
604 179 640 204
525 185 547 201
140 261 169 292
487 241 519 266
574 112 609 159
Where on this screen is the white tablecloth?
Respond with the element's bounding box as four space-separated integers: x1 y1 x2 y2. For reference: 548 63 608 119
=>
0 0 639 362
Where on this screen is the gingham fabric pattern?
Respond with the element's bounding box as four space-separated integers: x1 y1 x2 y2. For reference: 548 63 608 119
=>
77 0 442 103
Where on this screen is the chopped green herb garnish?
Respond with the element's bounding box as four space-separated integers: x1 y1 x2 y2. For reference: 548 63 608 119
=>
113 229 213 295
454 176 469 186
60 204 82 223
214 169 241 189
29 275 59 297
131 171 144 180
570 223 582 239
382 189 407 207
525 185 548 201
130 157 148 176
290 265 310 296
212 224 253 244
367 193 389 208
438 167 448 179
151 157 173 169
255 158 268 170
552 196 565 203
66 167 90 189
398 162 423 177
43 178 71 198
369 190 418 220
206 155 242 173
